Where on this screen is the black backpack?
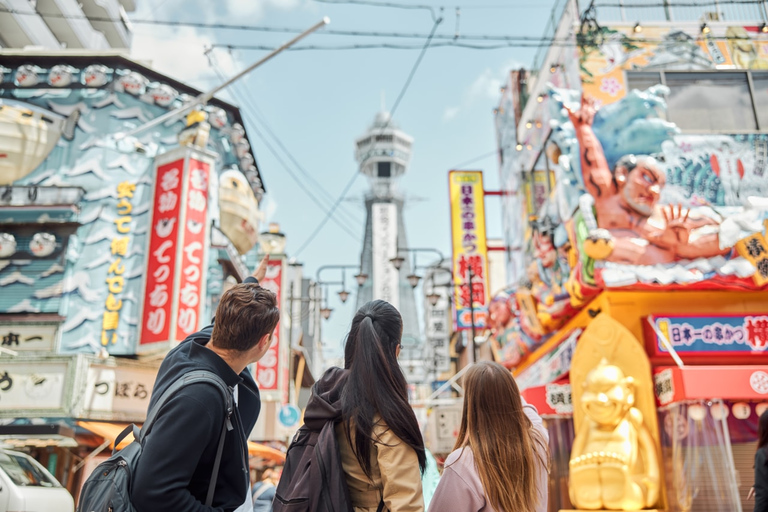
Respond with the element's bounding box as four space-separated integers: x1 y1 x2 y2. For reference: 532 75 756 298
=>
273 419 386 512
77 370 234 512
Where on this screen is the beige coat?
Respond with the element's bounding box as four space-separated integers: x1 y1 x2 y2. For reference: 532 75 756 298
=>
335 419 424 512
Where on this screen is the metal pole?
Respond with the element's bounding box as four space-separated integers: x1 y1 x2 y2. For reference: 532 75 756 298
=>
467 265 475 365
287 285 295 405
118 17 330 139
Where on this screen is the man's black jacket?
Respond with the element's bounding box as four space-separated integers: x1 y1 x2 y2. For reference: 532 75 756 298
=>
132 303 261 511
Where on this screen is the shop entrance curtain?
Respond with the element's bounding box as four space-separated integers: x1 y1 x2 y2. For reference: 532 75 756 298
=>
659 399 743 512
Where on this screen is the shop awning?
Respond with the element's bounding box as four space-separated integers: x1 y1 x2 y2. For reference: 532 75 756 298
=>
78 421 137 450
79 421 285 463
247 441 285 463
654 365 768 406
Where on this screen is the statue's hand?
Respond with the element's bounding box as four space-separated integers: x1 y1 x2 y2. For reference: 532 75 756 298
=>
567 95 599 127
662 204 691 246
583 228 614 260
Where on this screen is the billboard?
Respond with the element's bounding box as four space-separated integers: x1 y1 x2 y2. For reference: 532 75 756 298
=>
139 148 212 350
449 171 489 330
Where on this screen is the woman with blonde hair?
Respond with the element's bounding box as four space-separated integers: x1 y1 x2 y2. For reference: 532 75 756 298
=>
428 361 549 512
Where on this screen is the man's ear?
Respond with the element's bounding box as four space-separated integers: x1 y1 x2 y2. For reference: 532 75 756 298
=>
258 332 272 350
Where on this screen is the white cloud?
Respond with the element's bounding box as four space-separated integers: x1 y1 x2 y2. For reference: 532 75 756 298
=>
443 106 460 121
443 59 523 122
130 26 239 88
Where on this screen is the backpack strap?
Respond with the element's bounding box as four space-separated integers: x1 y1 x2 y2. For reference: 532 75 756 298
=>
140 370 235 507
140 370 234 442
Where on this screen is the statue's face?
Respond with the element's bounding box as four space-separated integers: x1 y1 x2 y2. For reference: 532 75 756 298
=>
582 365 633 425
617 162 665 217
489 300 512 330
534 231 557 268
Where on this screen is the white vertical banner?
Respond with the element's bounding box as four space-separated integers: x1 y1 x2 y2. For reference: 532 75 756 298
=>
371 202 399 309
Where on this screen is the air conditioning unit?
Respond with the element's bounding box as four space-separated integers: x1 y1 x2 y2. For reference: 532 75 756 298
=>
703 11 722 21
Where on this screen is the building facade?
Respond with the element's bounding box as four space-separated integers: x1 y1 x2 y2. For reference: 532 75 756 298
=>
0 0 136 50
0 52 266 496
490 1 768 510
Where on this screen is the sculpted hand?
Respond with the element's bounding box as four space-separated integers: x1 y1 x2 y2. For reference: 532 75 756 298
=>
662 204 690 246
252 255 269 282
567 95 598 127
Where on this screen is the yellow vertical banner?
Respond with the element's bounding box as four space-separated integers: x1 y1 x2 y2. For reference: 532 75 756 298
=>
449 170 489 330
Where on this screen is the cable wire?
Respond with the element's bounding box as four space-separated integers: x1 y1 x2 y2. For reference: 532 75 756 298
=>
210 64 362 240
208 53 362 229
294 15 444 257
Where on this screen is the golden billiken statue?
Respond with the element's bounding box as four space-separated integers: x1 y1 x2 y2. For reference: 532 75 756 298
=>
569 360 660 510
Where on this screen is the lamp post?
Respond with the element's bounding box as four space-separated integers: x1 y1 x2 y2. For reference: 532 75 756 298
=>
316 264 368 311
425 265 477 365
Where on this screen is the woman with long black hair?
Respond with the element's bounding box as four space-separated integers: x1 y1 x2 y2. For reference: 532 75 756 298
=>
752 409 768 512
304 300 426 512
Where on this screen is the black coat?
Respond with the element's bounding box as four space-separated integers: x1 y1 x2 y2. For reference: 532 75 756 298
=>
756 447 768 512
132 322 261 511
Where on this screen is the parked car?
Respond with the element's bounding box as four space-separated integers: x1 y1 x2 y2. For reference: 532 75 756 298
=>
0 449 74 512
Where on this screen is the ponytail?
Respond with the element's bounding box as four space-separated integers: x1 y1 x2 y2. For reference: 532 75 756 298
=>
341 300 426 478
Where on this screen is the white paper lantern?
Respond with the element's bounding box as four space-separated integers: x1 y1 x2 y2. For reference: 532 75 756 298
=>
687 404 707 421
757 403 768 417
732 402 751 420
29 233 57 257
710 402 730 421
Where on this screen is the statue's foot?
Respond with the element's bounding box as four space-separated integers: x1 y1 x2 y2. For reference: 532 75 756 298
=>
569 464 602 510
599 462 645 510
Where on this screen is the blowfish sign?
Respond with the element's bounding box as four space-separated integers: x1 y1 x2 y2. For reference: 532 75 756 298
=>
139 148 212 349
449 171 489 330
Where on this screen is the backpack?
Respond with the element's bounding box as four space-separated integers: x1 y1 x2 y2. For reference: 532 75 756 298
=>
77 370 234 512
273 421 385 512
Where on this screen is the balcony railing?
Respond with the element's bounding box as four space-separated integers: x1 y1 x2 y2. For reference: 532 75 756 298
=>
593 0 768 23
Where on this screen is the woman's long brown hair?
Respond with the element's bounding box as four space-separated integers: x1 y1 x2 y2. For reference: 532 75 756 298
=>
453 361 548 512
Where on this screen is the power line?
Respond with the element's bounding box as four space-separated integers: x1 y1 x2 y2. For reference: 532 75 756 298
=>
206 61 362 238
208 53 362 228
294 15 444 256
452 148 500 170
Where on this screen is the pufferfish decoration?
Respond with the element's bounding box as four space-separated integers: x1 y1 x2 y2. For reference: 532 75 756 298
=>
0 233 17 258
14 65 44 87
82 64 112 87
29 233 57 257
48 65 78 87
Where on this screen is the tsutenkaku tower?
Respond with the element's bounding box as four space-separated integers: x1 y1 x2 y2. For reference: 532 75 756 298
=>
354 112 421 375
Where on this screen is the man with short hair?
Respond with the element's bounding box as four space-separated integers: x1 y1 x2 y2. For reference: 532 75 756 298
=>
132 258 277 512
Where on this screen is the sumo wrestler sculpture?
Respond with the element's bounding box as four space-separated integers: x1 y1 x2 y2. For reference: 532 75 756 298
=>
569 359 660 510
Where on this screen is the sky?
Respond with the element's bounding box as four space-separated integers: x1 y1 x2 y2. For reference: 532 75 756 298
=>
128 0 561 360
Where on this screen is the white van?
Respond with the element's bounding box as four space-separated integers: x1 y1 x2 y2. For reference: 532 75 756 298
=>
0 449 74 512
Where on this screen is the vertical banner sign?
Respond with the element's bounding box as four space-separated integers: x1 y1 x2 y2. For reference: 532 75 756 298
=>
371 202 399 309
140 157 184 346
449 171 489 330
176 158 210 339
140 148 212 349
254 258 284 400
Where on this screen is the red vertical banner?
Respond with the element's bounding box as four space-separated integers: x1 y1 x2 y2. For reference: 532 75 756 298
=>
176 157 210 339
140 148 213 349
254 258 284 398
140 157 184 346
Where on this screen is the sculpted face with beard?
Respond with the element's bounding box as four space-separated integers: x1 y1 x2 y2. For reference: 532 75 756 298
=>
569 96 728 265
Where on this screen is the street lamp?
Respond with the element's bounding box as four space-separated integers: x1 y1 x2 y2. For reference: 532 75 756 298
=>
426 292 441 306
338 289 350 303
389 255 405 270
354 272 369 287
320 306 333 320
406 273 421 288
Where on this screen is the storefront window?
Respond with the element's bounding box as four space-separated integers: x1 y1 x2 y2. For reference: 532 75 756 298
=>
751 71 768 130
626 71 663 93
665 72 757 132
